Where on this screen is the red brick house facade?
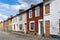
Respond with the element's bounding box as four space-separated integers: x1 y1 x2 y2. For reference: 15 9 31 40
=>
26 3 43 34
3 20 9 31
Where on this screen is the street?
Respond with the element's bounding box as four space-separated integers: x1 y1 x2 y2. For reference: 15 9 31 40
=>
0 31 40 40
0 31 29 40
0 31 60 40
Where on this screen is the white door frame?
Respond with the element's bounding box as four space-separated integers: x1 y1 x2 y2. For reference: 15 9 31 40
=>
38 19 43 35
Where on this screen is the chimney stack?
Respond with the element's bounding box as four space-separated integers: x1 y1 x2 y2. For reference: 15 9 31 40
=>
19 9 24 13
31 4 35 7
43 0 50 2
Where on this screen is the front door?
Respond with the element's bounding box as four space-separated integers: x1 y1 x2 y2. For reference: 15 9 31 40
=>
45 20 50 36
40 21 44 36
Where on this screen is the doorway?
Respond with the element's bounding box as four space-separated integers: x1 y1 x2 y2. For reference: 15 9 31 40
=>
45 20 50 36
38 20 44 36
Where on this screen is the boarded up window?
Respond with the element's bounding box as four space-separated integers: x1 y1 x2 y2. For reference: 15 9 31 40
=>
45 4 50 14
45 20 50 36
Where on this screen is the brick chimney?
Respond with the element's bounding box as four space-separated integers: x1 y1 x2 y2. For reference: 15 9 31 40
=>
43 0 50 2
10 15 13 18
19 9 24 13
31 4 35 7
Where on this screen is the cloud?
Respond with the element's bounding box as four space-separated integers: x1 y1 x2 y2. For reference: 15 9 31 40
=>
0 2 28 21
11 3 29 10
0 0 43 21
18 0 43 4
0 3 18 15
0 19 3 22
18 0 43 9
0 13 8 21
0 3 10 9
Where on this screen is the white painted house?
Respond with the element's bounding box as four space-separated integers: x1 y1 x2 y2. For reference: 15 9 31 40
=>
18 12 27 33
12 16 19 31
43 0 60 36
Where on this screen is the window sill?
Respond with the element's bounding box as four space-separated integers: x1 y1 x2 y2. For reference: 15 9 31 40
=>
44 13 50 16
35 16 40 17
30 30 34 32
29 18 31 19
30 30 34 31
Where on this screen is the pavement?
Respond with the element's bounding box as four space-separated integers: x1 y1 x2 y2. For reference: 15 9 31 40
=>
0 31 31 40
10 31 60 40
0 31 60 40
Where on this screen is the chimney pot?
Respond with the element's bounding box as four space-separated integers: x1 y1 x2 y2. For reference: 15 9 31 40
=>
19 9 24 13
31 4 35 7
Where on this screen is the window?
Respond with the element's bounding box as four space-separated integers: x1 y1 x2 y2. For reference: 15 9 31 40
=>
13 17 17 22
20 15 22 20
14 24 15 30
19 24 22 30
59 19 60 33
30 22 34 31
29 10 32 18
25 23 26 25
59 19 60 26
35 7 40 17
16 24 18 27
45 4 50 14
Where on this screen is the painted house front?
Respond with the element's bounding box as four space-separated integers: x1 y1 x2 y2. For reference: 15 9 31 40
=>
18 12 27 33
43 0 60 36
12 16 19 31
2 0 60 37
26 3 43 35
0 22 3 31
3 20 9 31
8 16 13 32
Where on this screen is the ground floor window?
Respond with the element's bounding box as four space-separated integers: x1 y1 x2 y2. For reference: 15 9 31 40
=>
14 24 15 30
19 24 23 30
59 19 60 27
30 22 34 31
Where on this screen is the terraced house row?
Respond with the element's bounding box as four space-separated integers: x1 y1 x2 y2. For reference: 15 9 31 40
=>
2 0 60 36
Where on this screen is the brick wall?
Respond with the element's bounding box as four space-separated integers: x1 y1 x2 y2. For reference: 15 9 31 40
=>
26 3 43 34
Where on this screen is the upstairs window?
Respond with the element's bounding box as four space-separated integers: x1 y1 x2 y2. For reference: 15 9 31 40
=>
29 10 32 18
13 17 17 22
20 15 23 20
45 4 50 14
35 7 40 17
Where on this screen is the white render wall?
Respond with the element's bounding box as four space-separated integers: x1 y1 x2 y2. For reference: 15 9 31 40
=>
59 0 60 12
18 13 27 33
12 16 19 31
43 0 60 35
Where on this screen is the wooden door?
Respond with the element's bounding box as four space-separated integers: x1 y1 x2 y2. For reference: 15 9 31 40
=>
45 20 50 36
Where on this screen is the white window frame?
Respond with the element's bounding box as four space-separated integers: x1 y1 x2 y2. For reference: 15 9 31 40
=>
38 19 43 35
19 24 23 30
35 6 40 17
29 10 32 18
44 1 50 15
29 21 35 31
19 15 23 20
